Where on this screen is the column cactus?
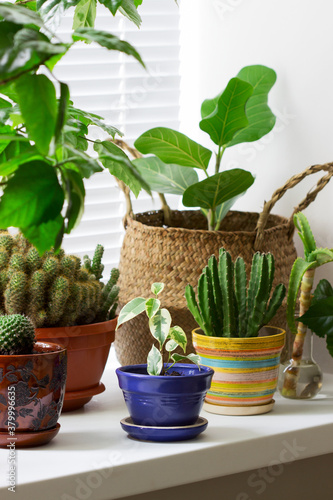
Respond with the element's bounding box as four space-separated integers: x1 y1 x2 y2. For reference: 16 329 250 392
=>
185 248 286 338
0 232 120 328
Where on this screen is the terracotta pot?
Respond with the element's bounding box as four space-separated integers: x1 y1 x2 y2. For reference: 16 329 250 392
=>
192 326 285 415
35 317 117 411
0 342 67 448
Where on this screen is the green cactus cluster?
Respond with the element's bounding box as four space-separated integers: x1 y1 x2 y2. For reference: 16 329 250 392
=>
0 314 35 355
0 232 119 328
185 249 286 338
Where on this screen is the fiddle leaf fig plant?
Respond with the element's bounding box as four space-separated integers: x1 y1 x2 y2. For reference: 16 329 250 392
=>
0 1 151 254
134 65 277 230
116 282 201 375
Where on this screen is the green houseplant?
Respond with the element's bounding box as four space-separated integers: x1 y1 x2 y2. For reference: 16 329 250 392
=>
0 231 119 410
187 248 286 415
115 283 214 440
278 212 333 399
0 1 150 254
133 64 276 230
0 314 67 448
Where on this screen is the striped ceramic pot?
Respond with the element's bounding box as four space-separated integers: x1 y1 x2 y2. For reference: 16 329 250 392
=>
192 326 285 416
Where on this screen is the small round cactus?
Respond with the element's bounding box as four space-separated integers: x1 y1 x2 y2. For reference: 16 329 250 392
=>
0 314 35 355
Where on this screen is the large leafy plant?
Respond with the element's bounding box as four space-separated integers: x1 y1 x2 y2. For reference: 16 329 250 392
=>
0 1 151 254
116 282 200 375
133 65 277 230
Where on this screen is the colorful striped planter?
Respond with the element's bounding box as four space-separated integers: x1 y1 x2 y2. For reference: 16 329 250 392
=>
192 326 285 415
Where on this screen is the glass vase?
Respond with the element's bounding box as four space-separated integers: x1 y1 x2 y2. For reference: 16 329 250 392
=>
278 329 323 399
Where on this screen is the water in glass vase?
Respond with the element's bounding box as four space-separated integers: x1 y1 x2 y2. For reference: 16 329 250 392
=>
278 330 323 399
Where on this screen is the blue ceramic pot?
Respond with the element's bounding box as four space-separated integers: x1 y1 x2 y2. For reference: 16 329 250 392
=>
116 364 214 427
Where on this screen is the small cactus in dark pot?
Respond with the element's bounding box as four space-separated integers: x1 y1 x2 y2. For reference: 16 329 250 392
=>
0 314 35 355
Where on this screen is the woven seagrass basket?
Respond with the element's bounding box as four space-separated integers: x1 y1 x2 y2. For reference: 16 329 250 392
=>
115 156 333 366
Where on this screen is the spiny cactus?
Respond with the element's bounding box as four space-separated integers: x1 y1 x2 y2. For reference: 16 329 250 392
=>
0 314 35 355
0 232 120 328
185 248 286 338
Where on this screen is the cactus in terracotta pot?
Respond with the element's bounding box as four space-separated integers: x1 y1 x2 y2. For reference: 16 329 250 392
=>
0 232 119 327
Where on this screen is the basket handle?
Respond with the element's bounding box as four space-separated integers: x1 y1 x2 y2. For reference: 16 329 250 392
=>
254 162 333 250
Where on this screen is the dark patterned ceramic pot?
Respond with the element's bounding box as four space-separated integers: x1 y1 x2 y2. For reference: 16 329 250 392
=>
0 342 67 434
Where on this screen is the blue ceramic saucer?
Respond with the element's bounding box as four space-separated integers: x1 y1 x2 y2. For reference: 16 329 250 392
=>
120 416 208 442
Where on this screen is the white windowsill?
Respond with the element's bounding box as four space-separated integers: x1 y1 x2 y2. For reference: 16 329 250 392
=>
1 351 333 500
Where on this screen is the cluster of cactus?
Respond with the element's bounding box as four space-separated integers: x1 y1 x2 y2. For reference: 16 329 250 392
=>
0 232 119 328
0 314 35 355
185 249 286 338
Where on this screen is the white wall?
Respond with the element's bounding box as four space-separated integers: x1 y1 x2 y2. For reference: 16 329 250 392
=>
179 0 333 372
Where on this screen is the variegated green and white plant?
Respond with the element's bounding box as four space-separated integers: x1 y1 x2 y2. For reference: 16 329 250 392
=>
116 283 200 375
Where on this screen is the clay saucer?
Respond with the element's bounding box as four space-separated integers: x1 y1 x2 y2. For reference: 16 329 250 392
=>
0 424 61 449
62 383 105 412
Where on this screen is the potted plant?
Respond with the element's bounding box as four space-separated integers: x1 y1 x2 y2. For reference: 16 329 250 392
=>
0 1 149 255
278 212 333 399
0 314 67 448
186 248 286 415
115 63 333 365
0 231 119 411
115 282 214 442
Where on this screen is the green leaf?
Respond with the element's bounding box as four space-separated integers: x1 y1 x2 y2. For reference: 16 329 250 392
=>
119 0 142 27
168 325 187 353
133 156 198 195
116 297 146 329
165 339 178 352
228 65 276 147
286 258 317 334
0 3 43 26
54 82 69 144
308 248 333 267
73 0 96 29
171 353 201 368
98 0 123 15
72 28 144 67
0 160 64 228
67 104 122 138
21 215 64 255
145 298 160 319
0 150 44 176
147 345 163 376
298 297 333 358
215 192 246 228
134 0 142 5
199 78 253 147
62 168 85 233
63 147 103 178
94 140 151 197
151 282 164 295
37 0 82 25
134 127 212 171
149 308 171 349
15 74 57 155
0 25 67 83
294 212 317 259
313 280 333 302
183 169 255 211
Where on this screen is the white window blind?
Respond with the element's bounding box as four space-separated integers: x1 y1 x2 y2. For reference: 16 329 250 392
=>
53 1 181 278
